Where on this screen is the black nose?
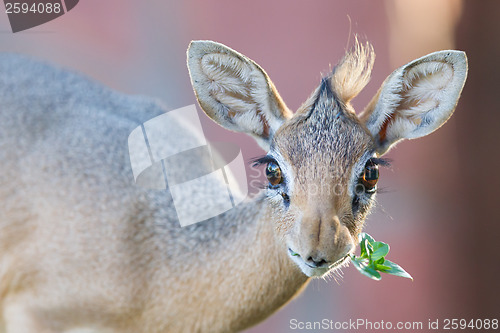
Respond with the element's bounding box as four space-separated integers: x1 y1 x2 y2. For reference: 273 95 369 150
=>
305 256 328 268
288 248 330 268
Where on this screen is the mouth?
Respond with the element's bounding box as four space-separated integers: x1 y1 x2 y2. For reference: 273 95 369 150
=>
288 248 352 277
329 253 351 268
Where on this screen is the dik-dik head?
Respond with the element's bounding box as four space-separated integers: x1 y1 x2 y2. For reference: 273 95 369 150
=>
187 40 467 277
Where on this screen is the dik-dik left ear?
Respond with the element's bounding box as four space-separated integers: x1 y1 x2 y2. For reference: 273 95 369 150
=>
187 40 292 150
360 50 468 155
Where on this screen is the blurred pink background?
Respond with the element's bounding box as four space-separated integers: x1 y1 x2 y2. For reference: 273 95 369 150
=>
1 0 498 332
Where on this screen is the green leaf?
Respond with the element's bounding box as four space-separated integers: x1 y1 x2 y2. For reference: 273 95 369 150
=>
377 259 413 280
350 256 361 268
361 266 381 280
350 256 381 280
360 232 376 245
371 241 390 262
359 239 369 258
351 232 413 281
362 266 381 280
374 263 391 271
359 234 375 259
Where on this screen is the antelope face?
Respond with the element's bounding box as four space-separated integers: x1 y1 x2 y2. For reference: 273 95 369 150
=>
260 79 379 277
187 40 467 278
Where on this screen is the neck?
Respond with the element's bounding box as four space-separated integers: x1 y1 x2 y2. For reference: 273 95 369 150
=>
213 196 310 331
147 194 309 332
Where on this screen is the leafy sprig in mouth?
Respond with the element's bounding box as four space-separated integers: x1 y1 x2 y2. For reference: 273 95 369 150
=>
350 232 413 281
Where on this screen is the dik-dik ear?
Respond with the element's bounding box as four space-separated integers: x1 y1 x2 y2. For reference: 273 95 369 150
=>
360 50 468 155
187 41 292 150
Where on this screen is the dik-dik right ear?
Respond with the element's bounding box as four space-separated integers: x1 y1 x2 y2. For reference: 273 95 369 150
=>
187 41 292 150
360 50 468 155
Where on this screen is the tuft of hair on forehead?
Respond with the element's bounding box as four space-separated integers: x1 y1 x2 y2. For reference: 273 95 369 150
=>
330 37 375 106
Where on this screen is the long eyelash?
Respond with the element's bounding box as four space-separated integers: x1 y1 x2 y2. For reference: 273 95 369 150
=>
375 186 394 194
369 157 392 167
254 182 270 190
250 155 277 167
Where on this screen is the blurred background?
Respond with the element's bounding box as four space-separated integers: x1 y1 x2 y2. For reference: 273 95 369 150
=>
1 0 499 332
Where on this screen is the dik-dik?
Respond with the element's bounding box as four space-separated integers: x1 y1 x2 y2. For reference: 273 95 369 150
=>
0 40 467 332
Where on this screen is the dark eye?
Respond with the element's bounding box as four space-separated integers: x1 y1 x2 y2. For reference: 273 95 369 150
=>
361 160 379 192
266 162 283 186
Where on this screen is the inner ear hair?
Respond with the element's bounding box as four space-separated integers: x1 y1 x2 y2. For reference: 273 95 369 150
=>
187 40 291 150
360 50 467 155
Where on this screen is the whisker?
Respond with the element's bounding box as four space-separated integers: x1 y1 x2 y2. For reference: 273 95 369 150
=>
370 157 392 167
